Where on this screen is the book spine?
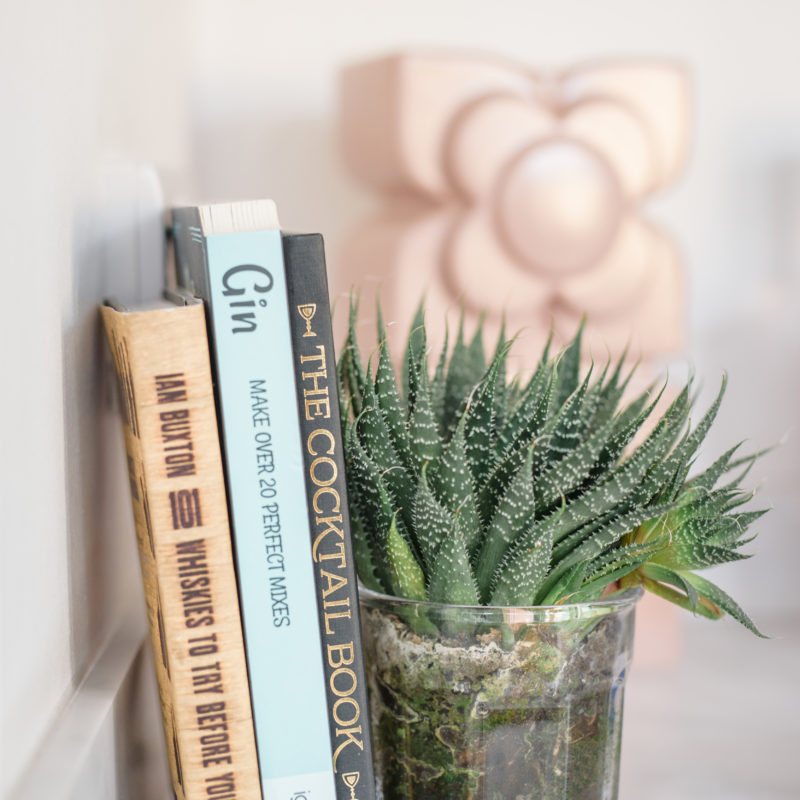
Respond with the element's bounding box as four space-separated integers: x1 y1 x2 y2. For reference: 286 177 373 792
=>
175 220 338 799
101 303 262 800
282 234 377 800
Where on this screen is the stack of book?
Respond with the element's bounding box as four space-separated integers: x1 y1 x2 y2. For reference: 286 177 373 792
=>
102 200 375 800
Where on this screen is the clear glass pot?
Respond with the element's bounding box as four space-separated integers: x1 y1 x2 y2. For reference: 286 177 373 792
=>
358 586 643 800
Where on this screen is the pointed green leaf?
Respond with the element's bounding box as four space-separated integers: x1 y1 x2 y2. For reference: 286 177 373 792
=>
627 375 728 511
337 352 353 434
636 574 721 619
688 443 744 493
429 413 481 549
590 380 664 479
464 343 510 485
476 445 535 597
427 519 480 605
412 464 452 569
586 540 662 583
657 540 751 571
666 375 728 496
504 373 522 414
490 524 552 606
568 541 662 603
540 500 679 600
349 505 384 592
356 365 400 469
535 412 618 514
441 310 486 435
455 496 482 555
491 318 507 431
431 413 472 507
354 369 416 531
402 300 426 406
720 445 775 489
683 572 766 637
496 359 552 456
345 428 397 589
675 514 737 546
341 294 367 416
431 322 450 430
386 513 427 600
467 315 487 379
550 509 617 565
533 389 689 547
408 370 443 464
532 366 592 477
553 318 584 408
481 369 554 519
537 560 589 606
725 509 769 540
574 358 609 438
441 310 469 434
640 563 699 609
373 307 413 461
590 347 637 429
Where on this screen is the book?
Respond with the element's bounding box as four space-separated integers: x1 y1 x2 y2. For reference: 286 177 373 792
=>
283 233 376 800
100 294 262 800
171 201 350 799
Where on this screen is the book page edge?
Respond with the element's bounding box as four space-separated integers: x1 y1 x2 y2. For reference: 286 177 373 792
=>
198 200 280 235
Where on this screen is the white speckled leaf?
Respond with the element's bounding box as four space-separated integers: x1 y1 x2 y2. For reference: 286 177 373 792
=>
427 517 479 606
476 446 535 597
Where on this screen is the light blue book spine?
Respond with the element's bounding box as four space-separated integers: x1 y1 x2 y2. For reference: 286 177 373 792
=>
204 228 336 800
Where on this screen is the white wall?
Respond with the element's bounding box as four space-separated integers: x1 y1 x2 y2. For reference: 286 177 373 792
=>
0 1 194 795
1 0 798 795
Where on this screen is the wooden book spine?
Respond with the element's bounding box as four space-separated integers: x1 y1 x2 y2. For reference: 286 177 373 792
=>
101 302 262 800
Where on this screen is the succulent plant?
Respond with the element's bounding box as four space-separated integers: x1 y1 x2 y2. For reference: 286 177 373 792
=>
339 300 767 635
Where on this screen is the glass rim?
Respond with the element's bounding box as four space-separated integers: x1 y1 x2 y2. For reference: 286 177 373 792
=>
357 584 643 623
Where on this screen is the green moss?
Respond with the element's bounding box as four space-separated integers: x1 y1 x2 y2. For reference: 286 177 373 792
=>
364 606 631 799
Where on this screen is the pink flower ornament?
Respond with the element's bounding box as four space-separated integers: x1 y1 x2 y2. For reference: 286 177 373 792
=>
340 54 690 358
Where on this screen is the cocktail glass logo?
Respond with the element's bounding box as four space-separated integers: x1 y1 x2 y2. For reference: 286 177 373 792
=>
290 791 309 800
297 303 318 337
342 771 360 800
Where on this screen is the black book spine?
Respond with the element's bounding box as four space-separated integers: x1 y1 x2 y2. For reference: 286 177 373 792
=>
283 232 377 800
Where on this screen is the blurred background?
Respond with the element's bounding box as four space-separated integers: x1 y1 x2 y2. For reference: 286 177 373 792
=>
1 1 798 797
